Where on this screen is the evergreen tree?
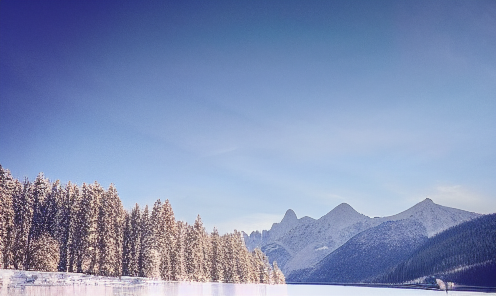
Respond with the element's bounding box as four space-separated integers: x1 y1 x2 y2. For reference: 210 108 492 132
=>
12 178 33 270
28 233 60 272
26 173 50 269
159 200 177 281
122 212 132 276
190 215 208 282
272 261 285 284
72 183 96 273
139 205 158 278
148 200 164 278
210 227 224 282
252 248 270 283
233 230 251 283
222 233 240 283
66 183 80 272
130 204 141 276
175 221 188 281
85 182 102 274
56 182 76 272
0 166 15 269
98 183 124 276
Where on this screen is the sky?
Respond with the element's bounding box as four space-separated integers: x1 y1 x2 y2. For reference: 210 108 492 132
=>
1 0 495 234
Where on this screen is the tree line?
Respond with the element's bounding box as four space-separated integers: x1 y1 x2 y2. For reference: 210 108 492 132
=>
0 165 285 284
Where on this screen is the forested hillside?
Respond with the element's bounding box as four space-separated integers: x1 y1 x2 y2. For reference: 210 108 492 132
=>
375 213 496 287
0 165 285 284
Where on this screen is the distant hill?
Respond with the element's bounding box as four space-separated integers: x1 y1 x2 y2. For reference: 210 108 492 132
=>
287 219 428 283
244 198 480 278
374 213 496 287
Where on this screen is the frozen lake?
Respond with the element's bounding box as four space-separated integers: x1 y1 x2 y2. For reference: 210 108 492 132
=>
1 283 493 296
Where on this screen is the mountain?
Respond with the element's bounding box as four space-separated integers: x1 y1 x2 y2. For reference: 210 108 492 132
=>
375 213 496 287
287 219 429 283
243 199 480 278
379 198 480 237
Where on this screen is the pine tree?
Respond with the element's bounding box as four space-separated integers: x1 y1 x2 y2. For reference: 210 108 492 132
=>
210 227 224 282
175 221 188 281
98 183 124 276
26 173 50 270
272 261 285 284
122 212 132 276
12 178 33 270
56 182 76 272
126 204 141 276
233 230 251 283
252 248 270 283
28 233 60 272
72 183 97 273
159 200 177 281
67 183 81 272
85 182 102 274
148 200 164 278
139 205 158 278
0 166 15 269
222 233 240 283
190 215 207 282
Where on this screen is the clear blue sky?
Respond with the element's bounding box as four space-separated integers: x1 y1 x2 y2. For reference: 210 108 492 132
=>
1 0 495 233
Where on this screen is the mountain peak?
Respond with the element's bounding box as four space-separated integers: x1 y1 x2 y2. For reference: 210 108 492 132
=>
332 203 358 214
282 209 298 223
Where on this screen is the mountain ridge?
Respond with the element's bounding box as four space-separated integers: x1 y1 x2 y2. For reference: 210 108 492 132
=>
243 199 481 278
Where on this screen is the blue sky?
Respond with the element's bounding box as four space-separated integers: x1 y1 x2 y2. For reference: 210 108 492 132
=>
1 0 495 233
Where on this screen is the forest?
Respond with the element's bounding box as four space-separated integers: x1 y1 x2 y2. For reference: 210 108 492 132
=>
375 213 496 287
0 165 285 284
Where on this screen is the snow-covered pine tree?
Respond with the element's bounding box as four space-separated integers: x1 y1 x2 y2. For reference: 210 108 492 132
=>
272 261 285 284
122 211 132 276
139 205 158 278
190 215 207 282
12 178 33 270
73 183 95 273
175 220 187 281
28 233 60 272
97 182 111 275
185 222 195 280
252 248 270 283
99 183 124 277
202 228 212 282
83 182 102 274
210 227 224 282
233 230 251 283
56 182 76 272
45 180 61 238
0 166 16 269
222 233 240 283
148 200 164 278
159 199 178 281
26 173 50 270
129 204 141 276
67 183 81 272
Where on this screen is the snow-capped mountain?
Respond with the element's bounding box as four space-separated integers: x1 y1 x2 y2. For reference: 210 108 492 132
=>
287 219 429 283
243 199 480 278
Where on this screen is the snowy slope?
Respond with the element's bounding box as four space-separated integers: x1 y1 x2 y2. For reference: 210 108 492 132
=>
379 198 480 237
287 219 429 283
244 199 480 279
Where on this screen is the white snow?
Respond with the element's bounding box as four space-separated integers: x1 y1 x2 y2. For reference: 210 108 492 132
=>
0 269 491 296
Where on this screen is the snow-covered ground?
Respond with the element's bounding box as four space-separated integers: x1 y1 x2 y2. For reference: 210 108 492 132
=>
1 269 493 296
